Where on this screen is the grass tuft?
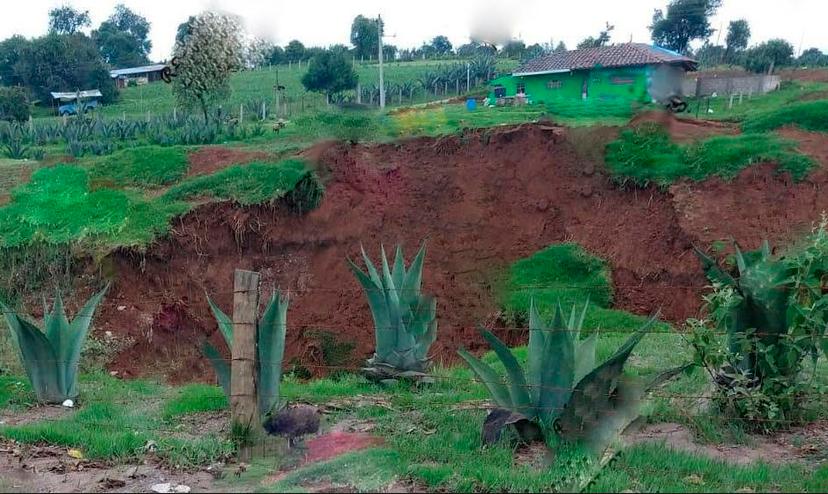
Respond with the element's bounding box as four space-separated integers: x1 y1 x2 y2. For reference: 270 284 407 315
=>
163 383 228 418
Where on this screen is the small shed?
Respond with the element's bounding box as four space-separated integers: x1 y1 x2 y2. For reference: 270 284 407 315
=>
50 90 103 116
109 64 167 88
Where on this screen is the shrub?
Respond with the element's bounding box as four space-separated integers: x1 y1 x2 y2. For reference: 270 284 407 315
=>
0 88 29 123
690 225 828 431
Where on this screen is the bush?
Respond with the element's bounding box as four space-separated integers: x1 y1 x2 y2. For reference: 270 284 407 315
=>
690 225 828 431
0 87 30 123
296 109 379 144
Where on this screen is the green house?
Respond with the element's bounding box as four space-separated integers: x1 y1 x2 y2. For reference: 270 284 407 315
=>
487 43 697 110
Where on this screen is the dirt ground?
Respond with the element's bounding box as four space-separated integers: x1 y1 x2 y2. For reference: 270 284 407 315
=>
54 117 824 382
630 111 739 143
186 147 272 178
779 69 828 83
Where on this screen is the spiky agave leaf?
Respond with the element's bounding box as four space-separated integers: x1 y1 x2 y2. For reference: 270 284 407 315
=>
457 348 513 408
536 305 575 424
556 314 657 453
207 294 234 349
478 328 532 416
203 341 231 397
257 291 289 416
3 312 62 403
60 285 109 400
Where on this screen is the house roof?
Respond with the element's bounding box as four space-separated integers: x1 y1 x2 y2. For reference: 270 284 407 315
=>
50 90 103 101
109 64 167 78
513 43 697 76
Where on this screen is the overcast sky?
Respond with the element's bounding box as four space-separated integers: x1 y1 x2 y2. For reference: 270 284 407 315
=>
1 0 824 61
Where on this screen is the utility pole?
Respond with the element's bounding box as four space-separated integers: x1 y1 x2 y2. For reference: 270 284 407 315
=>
378 14 385 109
466 62 470 92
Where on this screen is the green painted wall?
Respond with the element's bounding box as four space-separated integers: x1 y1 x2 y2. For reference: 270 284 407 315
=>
488 65 652 106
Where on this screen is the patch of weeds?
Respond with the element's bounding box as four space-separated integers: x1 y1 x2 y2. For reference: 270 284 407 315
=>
89 146 189 187
606 123 814 186
163 384 228 418
498 242 614 324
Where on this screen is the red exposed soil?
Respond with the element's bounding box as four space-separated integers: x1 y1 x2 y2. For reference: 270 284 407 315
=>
187 146 271 177
779 68 828 83
630 110 739 143
302 431 383 464
95 123 828 382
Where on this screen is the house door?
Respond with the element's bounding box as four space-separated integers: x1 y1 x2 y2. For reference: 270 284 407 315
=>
581 74 589 100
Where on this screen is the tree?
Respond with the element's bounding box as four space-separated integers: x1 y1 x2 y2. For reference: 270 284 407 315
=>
301 50 357 104
171 12 243 120
725 19 750 53
554 41 567 52
267 45 285 65
93 4 152 67
382 44 397 61
525 43 546 60
350 15 380 60
48 5 91 35
0 86 29 122
798 48 828 67
0 35 28 86
650 0 722 54
429 35 453 56
743 39 794 73
695 43 726 67
577 22 615 49
245 38 273 69
14 33 117 104
501 40 526 59
175 16 196 45
285 40 305 62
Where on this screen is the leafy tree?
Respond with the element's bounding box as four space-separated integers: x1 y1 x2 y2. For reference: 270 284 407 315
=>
798 48 828 67
350 15 380 60
457 42 480 58
14 33 117 103
382 44 397 60
725 19 750 53
650 0 722 54
429 35 453 56
525 43 546 60
245 38 273 68
171 12 243 120
577 22 615 49
0 35 28 86
175 16 196 45
285 40 306 62
93 4 152 67
0 86 29 122
301 50 357 104
267 45 285 65
554 41 567 52
695 43 726 67
743 39 794 73
501 40 526 59
48 5 91 35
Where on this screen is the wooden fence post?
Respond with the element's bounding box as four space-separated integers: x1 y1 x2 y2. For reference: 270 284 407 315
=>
231 269 260 462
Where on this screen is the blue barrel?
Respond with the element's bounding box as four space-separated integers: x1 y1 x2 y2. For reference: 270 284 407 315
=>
466 98 477 111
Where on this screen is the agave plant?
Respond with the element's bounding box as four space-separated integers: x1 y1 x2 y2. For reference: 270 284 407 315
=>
1 286 109 404
348 244 437 382
459 301 656 452
202 290 288 417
